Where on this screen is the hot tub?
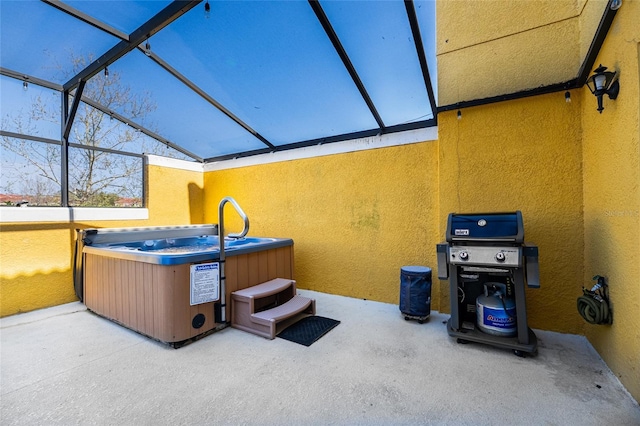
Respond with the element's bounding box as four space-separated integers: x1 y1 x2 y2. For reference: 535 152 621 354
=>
82 235 293 265
77 225 294 347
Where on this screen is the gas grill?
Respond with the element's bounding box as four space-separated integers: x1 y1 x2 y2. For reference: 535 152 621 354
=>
437 211 540 355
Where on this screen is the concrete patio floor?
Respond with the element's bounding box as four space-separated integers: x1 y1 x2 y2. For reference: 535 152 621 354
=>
2 290 639 425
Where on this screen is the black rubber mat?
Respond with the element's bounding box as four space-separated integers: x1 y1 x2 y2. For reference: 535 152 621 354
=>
277 316 340 346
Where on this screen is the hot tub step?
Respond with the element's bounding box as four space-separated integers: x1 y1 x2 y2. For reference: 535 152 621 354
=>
231 279 316 339
231 278 297 300
252 295 315 326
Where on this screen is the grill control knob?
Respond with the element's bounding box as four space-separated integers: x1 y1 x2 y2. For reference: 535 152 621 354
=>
495 252 506 262
459 251 469 260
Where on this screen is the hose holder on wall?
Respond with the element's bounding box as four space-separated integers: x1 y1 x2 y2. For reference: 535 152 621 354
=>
577 275 613 325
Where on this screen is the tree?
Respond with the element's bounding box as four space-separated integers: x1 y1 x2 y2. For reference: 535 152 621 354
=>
1 53 180 207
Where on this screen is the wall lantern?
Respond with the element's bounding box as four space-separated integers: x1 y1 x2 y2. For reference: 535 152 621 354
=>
585 64 619 113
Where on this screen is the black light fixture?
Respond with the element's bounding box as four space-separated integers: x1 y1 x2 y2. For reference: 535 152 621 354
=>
585 64 619 113
104 67 109 78
22 79 28 91
204 0 211 18
144 40 151 56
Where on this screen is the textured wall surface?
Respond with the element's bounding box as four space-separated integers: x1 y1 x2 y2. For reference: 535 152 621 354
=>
436 0 603 106
437 0 585 53
0 226 78 317
0 165 203 317
145 164 205 225
205 142 440 306
580 0 640 402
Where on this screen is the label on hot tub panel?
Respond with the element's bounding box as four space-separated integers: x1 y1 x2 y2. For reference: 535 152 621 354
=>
190 262 220 305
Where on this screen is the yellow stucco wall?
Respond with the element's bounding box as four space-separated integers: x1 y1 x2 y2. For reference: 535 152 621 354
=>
580 0 612 61
0 164 203 317
145 164 205 225
437 0 602 106
0 225 79 316
581 0 640 402
204 142 440 305
437 0 586 52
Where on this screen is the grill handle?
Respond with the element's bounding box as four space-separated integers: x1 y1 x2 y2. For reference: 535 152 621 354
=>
436 243 449 280
524 244 540 288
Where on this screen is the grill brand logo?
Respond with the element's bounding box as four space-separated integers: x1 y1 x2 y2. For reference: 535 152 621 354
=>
455 229 469 236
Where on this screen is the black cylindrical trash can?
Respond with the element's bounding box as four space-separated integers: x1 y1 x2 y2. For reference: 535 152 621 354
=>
400 266 432 323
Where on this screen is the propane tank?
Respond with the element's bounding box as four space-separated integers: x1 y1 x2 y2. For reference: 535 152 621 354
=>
476 282 517 337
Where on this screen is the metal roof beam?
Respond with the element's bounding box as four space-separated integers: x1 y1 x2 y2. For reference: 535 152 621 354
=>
78 95 203 162
141 47 275 151
0 67 63 91
576 0 620 86
41 0 129 41
404 0 438 125
63 80 86 141
0 130 61 146
0 69 201 161
308 0 386 131
437 80 577 113
63 0 200 91
68 142 145 159
205 119 435 163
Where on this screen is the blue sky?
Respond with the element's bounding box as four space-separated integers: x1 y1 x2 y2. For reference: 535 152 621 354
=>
1 0 437 160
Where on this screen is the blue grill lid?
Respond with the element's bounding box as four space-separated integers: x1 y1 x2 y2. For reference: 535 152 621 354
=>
446 211 524 243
